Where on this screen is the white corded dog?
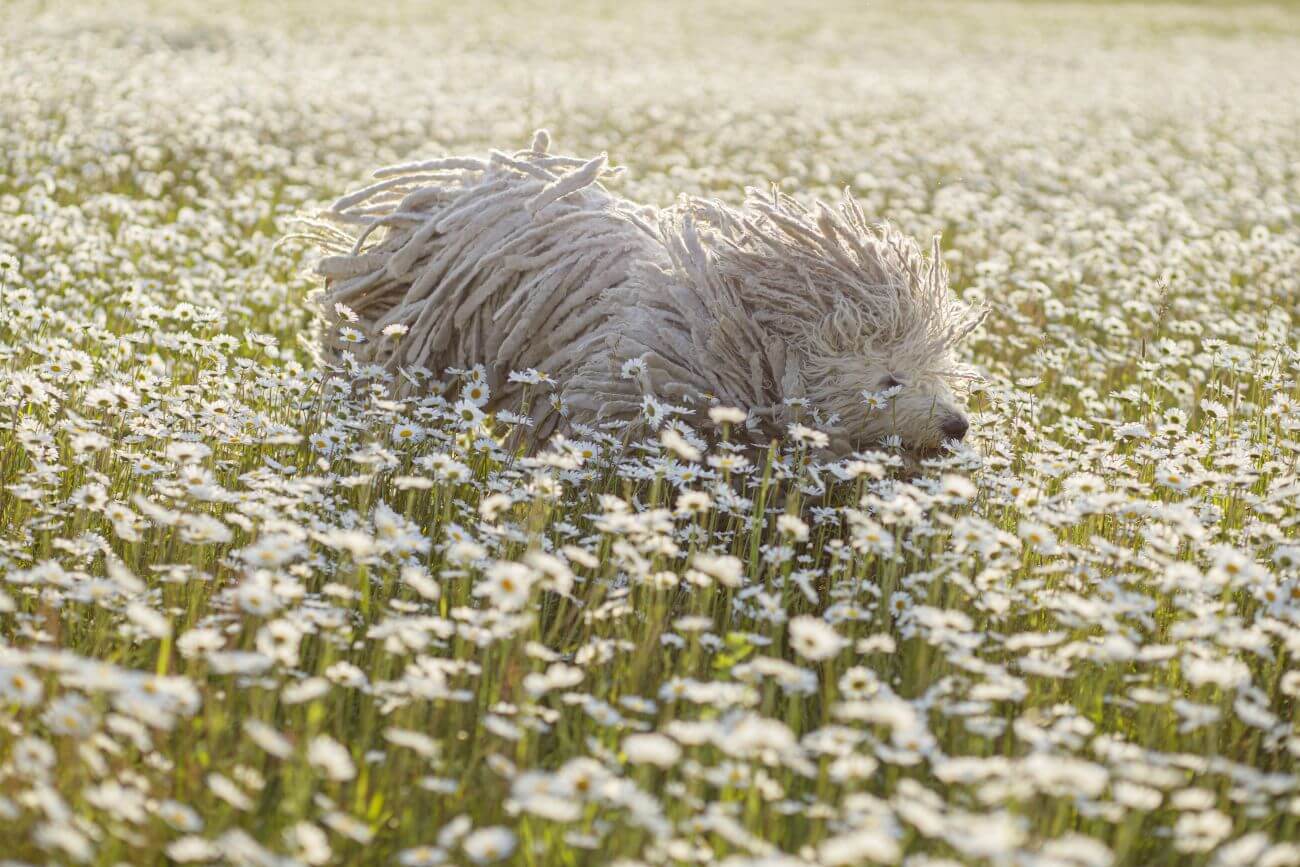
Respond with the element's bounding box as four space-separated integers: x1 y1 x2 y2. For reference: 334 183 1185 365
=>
304 131 985 458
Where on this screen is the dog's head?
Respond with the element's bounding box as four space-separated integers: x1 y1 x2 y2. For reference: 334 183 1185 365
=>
801 325 974 459
677 188 986 463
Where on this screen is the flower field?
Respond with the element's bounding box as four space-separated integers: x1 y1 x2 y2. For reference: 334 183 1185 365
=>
1 0 1299 864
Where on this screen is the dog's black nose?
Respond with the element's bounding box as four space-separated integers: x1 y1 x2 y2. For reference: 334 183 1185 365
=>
942 416 969 441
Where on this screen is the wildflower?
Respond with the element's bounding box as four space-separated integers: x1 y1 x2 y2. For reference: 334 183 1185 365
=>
399 846 447 866
709 406 747 425
623 733 682 767
166 837 220 862
453 398 486 427
308 735 357 781
1174 810 1233 853
244 720 294 758
1064 472 1106 496
1183 655 1251 690
689 552 745 588
393 422 425 444
1018 520 1059 555
789 423 829 448
675 490 712 516
281 677 331 705
157 800 204 833
127 602 172 639
839 666 880 698
207 773 254 811
661 427 701 461
0 665 43 707
941 473 977 501
462 827 517 863
788 616 846 661
463 379 490 406
235 575 282 617
777 514 810 542
861 389 890 411
325 812 375 845
641 394 666 429
34 822 94 862
1115 421 1150 439
620 356 648 379
1113 781 1162 810
474 561 536 610
385 728 441 759
42 693 97 737
480 493 514 521
524 548 575 595
819 828 901 865
507 368 544 385
284 822 332 865
11 737 56 779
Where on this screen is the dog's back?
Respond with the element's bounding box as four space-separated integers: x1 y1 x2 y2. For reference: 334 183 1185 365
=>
305 131 661 438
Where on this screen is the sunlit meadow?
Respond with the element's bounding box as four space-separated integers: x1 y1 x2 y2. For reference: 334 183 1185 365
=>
2 1 1299 864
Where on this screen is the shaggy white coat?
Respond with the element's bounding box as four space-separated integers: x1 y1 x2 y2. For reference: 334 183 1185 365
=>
304 132 985 455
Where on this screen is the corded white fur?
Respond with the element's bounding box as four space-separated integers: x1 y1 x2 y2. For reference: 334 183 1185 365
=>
303 132 985 455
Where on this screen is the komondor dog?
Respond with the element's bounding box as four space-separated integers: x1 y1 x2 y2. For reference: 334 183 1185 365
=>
303 131 985 459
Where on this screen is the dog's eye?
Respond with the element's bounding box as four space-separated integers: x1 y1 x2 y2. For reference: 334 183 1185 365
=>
880 375 903 390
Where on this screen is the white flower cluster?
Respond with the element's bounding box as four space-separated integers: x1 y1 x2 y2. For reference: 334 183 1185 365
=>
0 0 1298 865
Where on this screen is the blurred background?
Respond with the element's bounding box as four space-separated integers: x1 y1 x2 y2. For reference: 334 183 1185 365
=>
2 0 1297 376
